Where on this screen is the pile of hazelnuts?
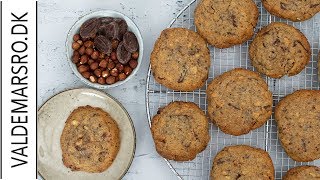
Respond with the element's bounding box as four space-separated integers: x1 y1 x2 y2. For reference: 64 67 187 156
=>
71 17 139 85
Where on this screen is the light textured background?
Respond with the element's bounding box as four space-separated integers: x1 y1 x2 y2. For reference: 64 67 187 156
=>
38 0 190 179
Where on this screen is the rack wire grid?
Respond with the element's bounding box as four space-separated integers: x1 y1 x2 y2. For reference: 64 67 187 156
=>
146 0 320 179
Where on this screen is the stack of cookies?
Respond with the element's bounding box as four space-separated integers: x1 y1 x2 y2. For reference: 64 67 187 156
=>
149 0 320 179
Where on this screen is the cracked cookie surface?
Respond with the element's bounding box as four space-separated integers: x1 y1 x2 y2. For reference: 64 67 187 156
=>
249 22 311 78
60 106 120 173
262 0 320 22
275 90 320 162
211 145 275 180
206 68 273 136
284 166 320 180
150 28 210 91
194 0 259 48
151 101 210 161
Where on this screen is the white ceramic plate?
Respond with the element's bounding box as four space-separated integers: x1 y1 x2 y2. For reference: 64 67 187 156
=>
38 88 136 180
66 10 144 89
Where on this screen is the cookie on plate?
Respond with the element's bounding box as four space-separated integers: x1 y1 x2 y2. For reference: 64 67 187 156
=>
275 90 320 162
150 28 210 91
262 0 320 22
284 166 320 180
151 101 210 161
211 145 275 180
60 106 120 173
206 68 273 136
194 0 259 48
249 22 311 78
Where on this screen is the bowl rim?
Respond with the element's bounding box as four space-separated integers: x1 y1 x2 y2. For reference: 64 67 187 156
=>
66 10 144 89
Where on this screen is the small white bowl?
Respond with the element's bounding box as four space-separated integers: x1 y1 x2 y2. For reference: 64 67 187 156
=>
66 10 143 89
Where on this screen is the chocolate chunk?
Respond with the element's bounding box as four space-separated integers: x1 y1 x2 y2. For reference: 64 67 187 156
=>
80 18 100 39
310 4 319 8
231 14 237 27
116 41 131 64
94 35 112 54
116 19 128 40
99 17 114 24
123 31 139 53
100 21 119 40
280 2 287 10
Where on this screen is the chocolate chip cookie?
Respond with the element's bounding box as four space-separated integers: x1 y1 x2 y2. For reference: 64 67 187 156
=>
275 90 320 162
262 0 320 22
206 68 273 136
151 101 210 161
60 106 120 172
284 166 320 180
249 22 311 78
211 145 275 180
194 0 259 48
150 28 210 91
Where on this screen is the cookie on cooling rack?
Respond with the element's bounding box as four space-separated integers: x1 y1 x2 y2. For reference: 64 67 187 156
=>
249 22 311 78
194 0 259 48
151 101 210 161
283 166 320 180
211 145 275 180
275 90 320 162
262 0 320 22
150 28 210 91
206 68 273 136
60 106 120 172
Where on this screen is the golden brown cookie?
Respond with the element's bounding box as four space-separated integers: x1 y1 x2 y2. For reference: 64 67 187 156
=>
194 0 259 48
60 106 120 173
211 145 275 180
283 166 320 180
249 22 311 78
262 0 320 22
275 90 320 162
151 101 210 161
150 28 210 91
206 68 273 136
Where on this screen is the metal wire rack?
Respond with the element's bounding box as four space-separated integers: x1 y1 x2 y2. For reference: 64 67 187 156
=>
145 0 320 179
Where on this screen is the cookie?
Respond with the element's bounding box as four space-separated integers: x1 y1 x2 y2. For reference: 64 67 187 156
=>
275 90 320 162
151 101 210 161
60 106 120 173
150 28 210 91
249 22 311 78
262 0 320 22
211 145 275 180
194 0 259 48
284 166 320 180
206 68 273 136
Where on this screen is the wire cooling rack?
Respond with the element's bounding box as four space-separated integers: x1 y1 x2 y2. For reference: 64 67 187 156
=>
146 0 320 179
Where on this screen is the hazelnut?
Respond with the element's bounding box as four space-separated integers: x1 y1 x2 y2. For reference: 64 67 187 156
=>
91 51 99 60
94 69 102 77
73 34 80 41
102 70 110 78
106 76 116 85
72 42 81 50
78 65 89 73
80 55 89 64
72 53 80 64
124 66 132 75
111 52 117 61
107 61 115 70
90 62 99 70
85 47 94 56
99 60 108 68
99 52 105 59
98 77 106 85
110 68 119 77
88 59 95 65
118 73 127 81
84 41 94 48
89 75 97 83
79 46 86 55
131 51 139 59
116 63 124 72
81 71 91 79
129 59 138 69
112 39 119 49
77 40 83 46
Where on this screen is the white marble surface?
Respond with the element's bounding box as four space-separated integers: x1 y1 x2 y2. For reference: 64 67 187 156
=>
38 0 190 179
